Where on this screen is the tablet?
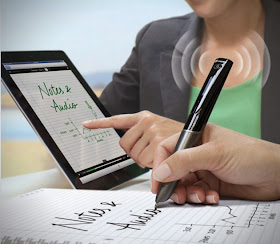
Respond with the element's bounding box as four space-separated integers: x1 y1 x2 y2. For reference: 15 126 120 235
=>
1 51 148 189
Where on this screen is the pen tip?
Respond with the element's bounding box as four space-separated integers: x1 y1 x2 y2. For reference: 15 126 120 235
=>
155 202 158 209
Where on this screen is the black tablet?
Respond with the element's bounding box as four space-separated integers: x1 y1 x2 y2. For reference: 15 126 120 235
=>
1 51 148 189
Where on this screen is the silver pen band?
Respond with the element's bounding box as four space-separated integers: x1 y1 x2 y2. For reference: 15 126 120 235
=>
155 130 203 204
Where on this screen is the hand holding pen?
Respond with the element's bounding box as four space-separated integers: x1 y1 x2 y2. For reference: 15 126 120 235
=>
151 122 280 205
154 58 233 207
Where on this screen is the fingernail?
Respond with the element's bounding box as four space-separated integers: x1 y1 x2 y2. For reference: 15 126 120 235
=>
170 193 179 203
153 164 172 181
206 195 216 204
189 193 201 203
82 120 92 126
139 164 145 169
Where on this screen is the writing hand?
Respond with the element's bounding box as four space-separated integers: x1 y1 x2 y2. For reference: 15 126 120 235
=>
82 111 183 168
151 123 280 204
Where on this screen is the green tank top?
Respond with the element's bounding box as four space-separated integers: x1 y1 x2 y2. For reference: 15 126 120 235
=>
188 72 262 138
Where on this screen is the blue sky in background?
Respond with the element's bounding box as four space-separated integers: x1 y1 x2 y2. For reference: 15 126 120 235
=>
2 0 192 75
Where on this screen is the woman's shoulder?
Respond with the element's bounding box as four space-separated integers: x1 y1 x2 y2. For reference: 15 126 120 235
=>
135 12 198 46
151 12 195 26
143 12 196 35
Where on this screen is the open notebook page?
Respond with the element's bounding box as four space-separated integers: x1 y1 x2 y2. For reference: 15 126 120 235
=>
1 188 280 243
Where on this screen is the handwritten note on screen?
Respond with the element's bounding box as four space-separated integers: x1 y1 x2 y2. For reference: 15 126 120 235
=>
11 66 132 183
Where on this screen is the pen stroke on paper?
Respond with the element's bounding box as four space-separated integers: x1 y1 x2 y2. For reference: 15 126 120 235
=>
52 200 162 232
107 207 161 231
52 201 121 231
2 189 280 243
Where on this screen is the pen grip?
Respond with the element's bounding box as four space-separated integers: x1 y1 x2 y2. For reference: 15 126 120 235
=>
174 130 202 152
156 130 202 203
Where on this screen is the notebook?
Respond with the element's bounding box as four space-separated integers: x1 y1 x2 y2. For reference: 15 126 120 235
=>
1 188 280 243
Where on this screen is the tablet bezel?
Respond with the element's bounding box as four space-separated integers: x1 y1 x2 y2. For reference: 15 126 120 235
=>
1 50 148 189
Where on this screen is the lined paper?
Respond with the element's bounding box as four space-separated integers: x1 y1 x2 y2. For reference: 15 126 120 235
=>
1 188 280 243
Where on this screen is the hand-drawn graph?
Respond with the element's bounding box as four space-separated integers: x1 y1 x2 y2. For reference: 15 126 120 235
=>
171 203 276 243
177 203 268 229
59 100 112 143
60 118 112 143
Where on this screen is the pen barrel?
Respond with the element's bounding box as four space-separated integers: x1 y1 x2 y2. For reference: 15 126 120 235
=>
174 129 202 152
156 58 233 205
156 130 202 203
184 58 233 132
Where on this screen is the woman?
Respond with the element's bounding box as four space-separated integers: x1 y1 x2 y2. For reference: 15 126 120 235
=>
83 0 280 203
85 0 280 168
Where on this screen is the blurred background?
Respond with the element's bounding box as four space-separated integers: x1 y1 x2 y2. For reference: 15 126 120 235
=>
1 0 192 178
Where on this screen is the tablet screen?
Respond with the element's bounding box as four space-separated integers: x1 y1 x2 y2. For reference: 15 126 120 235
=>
3 60 133 184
